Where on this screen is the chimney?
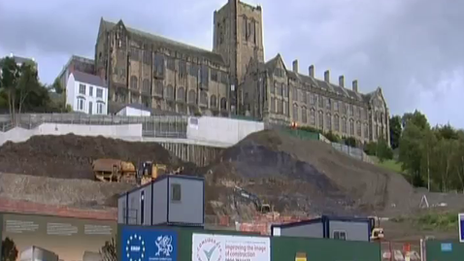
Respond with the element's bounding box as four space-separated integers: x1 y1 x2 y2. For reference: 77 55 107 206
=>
308 65 314 77
324 70 330 83
292 59 299 73
339 75 345 87
352 80 358 92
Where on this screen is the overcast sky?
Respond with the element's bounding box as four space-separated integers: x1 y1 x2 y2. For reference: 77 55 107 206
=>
0 0 463 127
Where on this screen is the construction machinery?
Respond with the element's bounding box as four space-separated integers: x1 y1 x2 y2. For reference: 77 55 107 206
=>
137 161 183 186
234 186 272 213
92 159 137 183
369 216 385 241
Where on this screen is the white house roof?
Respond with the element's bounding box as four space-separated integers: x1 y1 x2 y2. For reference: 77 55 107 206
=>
72 71 107 88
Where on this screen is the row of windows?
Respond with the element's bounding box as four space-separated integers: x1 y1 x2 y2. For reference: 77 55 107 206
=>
271 82 368 120
76 97 105 114
78 84 104 98
129 51 229 84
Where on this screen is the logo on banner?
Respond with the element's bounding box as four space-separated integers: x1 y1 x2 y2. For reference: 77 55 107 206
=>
196 237 223 261
125 233 146 261
155 235 174 257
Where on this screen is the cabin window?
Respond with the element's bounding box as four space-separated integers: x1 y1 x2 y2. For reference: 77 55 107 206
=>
171 183 181 202
333 230 346 240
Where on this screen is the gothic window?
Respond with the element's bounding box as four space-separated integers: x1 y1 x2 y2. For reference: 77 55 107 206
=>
301 90 307 104
155 81 163 97
349 120 355 135
210 95 217 108
200 65 209 86
301 106 307 123
166 57 175 71
154 53 165 78
188 89 196 104
142 79 150 94
326 113 332 130
357 107 362 119
334 101 339 112
178 60 187 78
211 70 218 82
341 102 346 114
200 90 208 106
130 76 138 90
220 72 228 84
276 83 282 96
283 100 288 116
130 48 140 61
282 84 287 97
318 95 323 108
334 115 340 131
277 100 283 114
364 123 369 138
349 104 354 116
357 121 362 136
270 97 276 113
318 111 324 128
189 64 198 77
166 85 175 101
177 87 185 101
143 50 151 65
292 103 299 121
271 82 276 94
292 87 298 101
326 98 331 110
220 97 227 110
309 109 316 125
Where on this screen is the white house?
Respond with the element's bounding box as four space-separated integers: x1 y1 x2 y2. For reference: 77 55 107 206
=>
66 71 108 114
116 103 152 116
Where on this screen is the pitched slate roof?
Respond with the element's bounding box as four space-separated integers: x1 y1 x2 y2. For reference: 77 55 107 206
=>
100 19 225 65
263 54 368 102
72 71 107 88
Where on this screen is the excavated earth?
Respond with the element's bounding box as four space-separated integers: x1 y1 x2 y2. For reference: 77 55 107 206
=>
0 130 433 220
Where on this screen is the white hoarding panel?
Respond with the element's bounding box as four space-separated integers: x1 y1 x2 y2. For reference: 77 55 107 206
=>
192 233 270 261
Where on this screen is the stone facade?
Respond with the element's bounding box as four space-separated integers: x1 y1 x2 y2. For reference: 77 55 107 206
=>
93 0 389 144
241 55 390 144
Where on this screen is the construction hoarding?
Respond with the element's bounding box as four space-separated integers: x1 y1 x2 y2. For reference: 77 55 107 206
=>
426 240 464 261
271 236 381 261
0 212 117 261
192 233 270 261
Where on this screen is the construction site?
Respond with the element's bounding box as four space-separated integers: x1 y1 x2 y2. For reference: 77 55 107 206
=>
0 128 462 248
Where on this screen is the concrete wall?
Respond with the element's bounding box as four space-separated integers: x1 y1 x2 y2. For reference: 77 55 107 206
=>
187 116 264 145
0 123 142 146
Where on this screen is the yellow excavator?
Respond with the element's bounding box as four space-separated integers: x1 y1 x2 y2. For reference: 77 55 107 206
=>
92 159 137 183
137 161 184 186
369 216 385 241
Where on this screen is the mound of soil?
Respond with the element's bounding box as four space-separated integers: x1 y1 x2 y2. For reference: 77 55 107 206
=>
202 129 414 217
0 134 180 179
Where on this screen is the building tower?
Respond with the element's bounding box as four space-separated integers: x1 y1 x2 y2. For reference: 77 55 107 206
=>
213 0 264 113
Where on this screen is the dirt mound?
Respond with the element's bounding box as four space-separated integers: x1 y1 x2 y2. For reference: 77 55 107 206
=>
203 129 414 217
0 172 132 208
0 134 180 179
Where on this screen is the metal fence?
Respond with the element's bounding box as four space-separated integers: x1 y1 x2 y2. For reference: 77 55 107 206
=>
0 113 188 138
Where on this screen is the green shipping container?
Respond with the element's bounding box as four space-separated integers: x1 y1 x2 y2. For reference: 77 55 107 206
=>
271 236 381 261
426 240 464 261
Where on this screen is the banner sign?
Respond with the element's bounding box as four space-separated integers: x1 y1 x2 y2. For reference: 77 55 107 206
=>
192 233 270 261
121 226 178 261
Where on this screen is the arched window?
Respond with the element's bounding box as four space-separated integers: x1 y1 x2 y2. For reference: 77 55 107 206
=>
166 85 175 100
210 95 217 108
188 89 196 104
200 91 208 106
155 81 163 96
301 106 307 123
177 87 185 101
325 113 332 130
130 76 138 90
142 79 150 94
292 103 299 121
220 97 227 110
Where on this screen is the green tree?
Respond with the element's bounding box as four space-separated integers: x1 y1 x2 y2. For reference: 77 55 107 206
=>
52 77 64 94
389 115 402 149
324 131 341 143
1 237 18 261
344 137 357 147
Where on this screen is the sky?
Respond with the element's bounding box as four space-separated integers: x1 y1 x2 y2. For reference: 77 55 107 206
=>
0 0 463 127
